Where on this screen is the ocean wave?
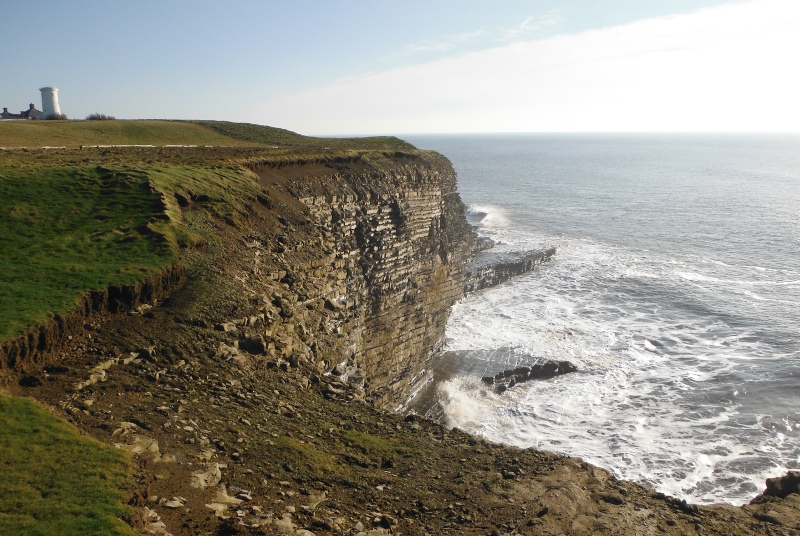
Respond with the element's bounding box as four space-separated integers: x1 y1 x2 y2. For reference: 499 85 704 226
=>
467 203 509 229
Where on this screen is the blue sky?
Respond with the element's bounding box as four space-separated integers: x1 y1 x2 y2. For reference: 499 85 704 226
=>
1 0 798 134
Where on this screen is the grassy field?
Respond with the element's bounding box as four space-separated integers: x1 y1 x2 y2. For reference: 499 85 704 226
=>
0 119 416 151
0 395 137 535
194 120 415 150
0 119 260 148
0 165 178 343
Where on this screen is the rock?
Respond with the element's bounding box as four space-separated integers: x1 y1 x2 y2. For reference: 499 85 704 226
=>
489 359 578 394
205 502 228 518
755 471 800 500
272 514 296 534
215 322 236 332
138 346 157 361
325 384 345 396
239 335 267 354
325 297 345 311
163 498 184 509
18 376 42 387
214 485 243 505
600 493 625 505
306 491 327 510
191 463 222 489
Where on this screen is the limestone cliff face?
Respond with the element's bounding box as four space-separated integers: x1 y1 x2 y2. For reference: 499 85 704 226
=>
249 151 475 407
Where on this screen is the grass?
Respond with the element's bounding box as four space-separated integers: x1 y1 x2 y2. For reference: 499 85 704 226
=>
0 152 265 344
268 436 339 477
0 119 418 151
146 164 260 229
342 429 419 465
0 395 137 535
0 165 178 343
194 120 415 150
0 119 262 148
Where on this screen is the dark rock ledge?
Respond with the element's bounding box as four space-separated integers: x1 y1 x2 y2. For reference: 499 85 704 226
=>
464 247 556 294
481 360 578 394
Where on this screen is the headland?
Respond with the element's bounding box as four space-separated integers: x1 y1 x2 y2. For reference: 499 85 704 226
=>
1 120 798 535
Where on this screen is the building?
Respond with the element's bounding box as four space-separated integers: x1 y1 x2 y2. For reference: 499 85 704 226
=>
40 87 60 117
1 86 61 120
1 104 44 120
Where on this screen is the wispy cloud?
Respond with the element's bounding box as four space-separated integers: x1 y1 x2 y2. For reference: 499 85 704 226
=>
501 11 562 41
399 11 563 56
401 29 487 55
254 0 800 134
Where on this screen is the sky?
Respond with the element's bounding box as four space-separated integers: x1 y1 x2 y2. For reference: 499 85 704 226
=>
1 0 799 135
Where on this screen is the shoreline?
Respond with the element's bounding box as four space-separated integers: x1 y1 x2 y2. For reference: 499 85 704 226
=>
3 133 800 534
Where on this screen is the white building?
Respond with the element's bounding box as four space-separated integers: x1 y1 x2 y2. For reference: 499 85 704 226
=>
39 86 61 118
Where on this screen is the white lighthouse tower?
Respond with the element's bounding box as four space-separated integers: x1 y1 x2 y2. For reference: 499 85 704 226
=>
39 87 61 118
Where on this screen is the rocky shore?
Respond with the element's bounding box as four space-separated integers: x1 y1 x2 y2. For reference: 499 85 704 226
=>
5 146 800 535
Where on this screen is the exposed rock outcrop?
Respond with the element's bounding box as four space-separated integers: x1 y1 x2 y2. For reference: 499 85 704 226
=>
248 152 476 407
481 360 578 394
464 247 555 294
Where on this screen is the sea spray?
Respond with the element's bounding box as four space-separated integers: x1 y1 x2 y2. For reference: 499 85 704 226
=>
406 133 800 505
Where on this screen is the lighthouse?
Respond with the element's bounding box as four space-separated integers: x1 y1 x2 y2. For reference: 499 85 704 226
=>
39 87 61 118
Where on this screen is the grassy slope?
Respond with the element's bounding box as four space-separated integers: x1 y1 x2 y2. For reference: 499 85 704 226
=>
0 120 260 148
194 120 415 150
0 161 267 344
0 119 415 150
0 165 176 343
0 395 137 536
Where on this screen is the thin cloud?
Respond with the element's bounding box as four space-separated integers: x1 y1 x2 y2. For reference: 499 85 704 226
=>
501 11 562 41
401 29 486 55
400 12 563 56
254 0 800 134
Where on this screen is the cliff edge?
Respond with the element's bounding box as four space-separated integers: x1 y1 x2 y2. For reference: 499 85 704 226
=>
2 125 799 535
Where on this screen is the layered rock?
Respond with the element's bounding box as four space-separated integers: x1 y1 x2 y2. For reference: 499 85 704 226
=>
464 247 555 294
247 151 475 406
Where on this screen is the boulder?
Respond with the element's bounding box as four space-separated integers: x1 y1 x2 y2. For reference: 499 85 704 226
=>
753 471 800 501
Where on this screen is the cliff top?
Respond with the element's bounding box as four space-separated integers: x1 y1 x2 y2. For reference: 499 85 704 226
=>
0 119 414 151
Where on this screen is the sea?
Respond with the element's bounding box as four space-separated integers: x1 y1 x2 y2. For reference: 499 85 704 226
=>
402 133 800 506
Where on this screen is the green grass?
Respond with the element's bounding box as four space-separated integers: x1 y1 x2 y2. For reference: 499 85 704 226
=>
146 164 260 228
0 119 418 151
0 165 177 343
342 429 419 463
0 119 263 148
194 120 415 150
268 436 339 477
0 395 137 535
0 158 266 344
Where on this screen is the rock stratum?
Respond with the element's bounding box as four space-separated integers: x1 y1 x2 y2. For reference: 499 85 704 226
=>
4 144 800 535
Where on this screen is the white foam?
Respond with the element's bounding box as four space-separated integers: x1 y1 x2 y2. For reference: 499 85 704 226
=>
467 203 509 229
440 231 800 505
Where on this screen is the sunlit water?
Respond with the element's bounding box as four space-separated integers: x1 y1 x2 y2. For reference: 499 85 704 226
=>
404 133 800 505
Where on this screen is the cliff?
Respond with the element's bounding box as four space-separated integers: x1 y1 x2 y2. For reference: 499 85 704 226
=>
3 142 800 536
246 151 475 407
